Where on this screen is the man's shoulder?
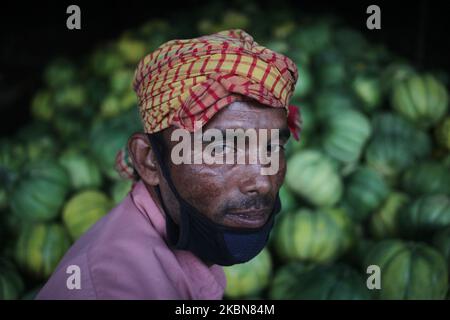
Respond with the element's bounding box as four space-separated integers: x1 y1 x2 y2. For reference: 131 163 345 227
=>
37 195 186 299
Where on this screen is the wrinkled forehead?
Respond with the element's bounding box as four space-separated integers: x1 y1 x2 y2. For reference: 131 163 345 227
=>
161 99 290 145
203 100 288 132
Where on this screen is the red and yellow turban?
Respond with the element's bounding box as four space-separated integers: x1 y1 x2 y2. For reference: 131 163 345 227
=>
116 29 301 180
133 29 299 133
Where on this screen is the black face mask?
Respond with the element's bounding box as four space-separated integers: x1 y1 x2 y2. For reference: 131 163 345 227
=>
147 134 282 266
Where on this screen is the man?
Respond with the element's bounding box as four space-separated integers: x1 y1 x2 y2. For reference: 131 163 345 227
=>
37 29 299 299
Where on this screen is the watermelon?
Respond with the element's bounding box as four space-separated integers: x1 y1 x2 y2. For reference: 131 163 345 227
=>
100 94 122 118
53 84 87 110
272 21 296 40
293 64 313 98
90 109 141 180
296 102 315 135
279 184 297 214
285 150 343 207
391 73 448 128
347 238 376 268
31 90 54 121
435 116 450 150
315 48 347 88
0 139 25 173
380 62 415 95
291 20 332 55
334 28 368 61
342 167 389 222
89 46 126 78
314 89 356 118
352 74 382 113
398 194 450 239
10 160 70 222
284 102 315 155
369 192 409 239
59 149 102 190
116 36 147 64
269 262 314 299
15 126 59 162
270 263 371 300
0 188 7 210
111 68 134 94
110 179 133 205
317 108 371 164
273 208 353 263
15 223 71 279
365 113 431 180
266 40 289 55
364 240 448 299
63 190 112 240
43 59 77 89
223 248 272 299
401 161 450 196
0 258 24 300
221 11 250 31
433 227 450 274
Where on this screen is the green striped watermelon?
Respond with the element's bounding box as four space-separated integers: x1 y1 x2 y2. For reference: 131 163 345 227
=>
279 185 297 214
433 227 450 275
342 167 390 222
89 46 126 78
291 20 332 55
62 190 112 240
31 90 54 122
318 108 372 164
398 194 450 240
365 113 431 180
380 62 415 95
315 48 347 88
53 84 87 111
43 59 77 89
285 150 343 207
391 73 448 128
314 89 356 118
364 240 448 299
352 74 382 113
269 262 314 299
223 248 272 299
90 109 141 180
0 258 24 300
59 149 102 190
15 223 71 279
116 36 148 64
435 116 450 151
402 161 450 196
10 160 70 222
270 263 372 300
293 64 313 98
110 179 133 205
273 208 353 263
369 192 409 239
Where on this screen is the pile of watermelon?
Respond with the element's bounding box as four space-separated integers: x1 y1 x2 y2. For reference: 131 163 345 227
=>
1 6 449 300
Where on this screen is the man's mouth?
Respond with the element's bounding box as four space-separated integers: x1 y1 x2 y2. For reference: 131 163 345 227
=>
225 208 271 228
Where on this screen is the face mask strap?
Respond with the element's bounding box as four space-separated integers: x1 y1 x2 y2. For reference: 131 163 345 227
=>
147 133 192 248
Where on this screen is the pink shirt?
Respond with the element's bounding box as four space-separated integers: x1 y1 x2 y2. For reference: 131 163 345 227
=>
36 181 226 300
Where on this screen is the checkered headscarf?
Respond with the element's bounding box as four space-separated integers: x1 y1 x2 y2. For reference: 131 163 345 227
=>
116 29 301 180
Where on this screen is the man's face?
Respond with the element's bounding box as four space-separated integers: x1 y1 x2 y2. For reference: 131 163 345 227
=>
157 99 290 229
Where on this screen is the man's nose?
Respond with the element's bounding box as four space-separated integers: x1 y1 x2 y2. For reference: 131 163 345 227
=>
238 164 272 196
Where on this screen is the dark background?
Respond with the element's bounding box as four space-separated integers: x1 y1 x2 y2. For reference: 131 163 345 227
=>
1 0 449 136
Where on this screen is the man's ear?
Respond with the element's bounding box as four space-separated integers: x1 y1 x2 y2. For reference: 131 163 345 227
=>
127 132 160 186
